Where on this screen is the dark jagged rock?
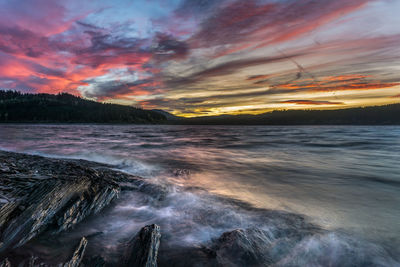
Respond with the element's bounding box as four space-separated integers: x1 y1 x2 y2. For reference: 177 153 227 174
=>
60 237 88 267
206 227 399 267
156 245 218 267
28 256 38 267
123 224 161 267
0 258 11 267
0 151 123 253
2 237 89 267
0 175 119 252
0 151 167 265
136 183 168 202
208 226 319 267
84 255 106 267
275 232 399 266
0 150 170 266
212 228 276 266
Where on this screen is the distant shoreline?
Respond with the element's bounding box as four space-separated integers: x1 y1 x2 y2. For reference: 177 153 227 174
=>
1 90 400 125
1 122 400 126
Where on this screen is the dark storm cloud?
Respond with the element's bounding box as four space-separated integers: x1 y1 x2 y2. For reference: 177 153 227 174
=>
0 0 68 36
153 33 189 60
189 0 371 49
80 78 153 99
68 29 153 68
0 22 152 69
32 64 65 77
84 31 145 52
0 25 50 57
165 52 307 87
75 21 103 30
175 0 227 17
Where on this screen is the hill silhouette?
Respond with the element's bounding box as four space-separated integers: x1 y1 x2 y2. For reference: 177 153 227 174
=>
170 104 400 125
0 90 166 123
1 90 399 124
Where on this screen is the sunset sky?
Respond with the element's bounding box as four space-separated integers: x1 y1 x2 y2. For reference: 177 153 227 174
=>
0 0 399 117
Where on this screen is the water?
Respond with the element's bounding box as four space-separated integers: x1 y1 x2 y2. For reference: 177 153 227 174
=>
0 124 399 264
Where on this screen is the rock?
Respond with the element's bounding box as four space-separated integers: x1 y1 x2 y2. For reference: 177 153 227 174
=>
28 256 38 267
0 151 122 253
275 232 400 267
60 237 88 267
84 255 106 267
0 177 119 252
137 183 168 202
0 237 89 267
212 228 275 266
210 227 316 267
0 151 167 264
156 245 218 267
0 258 11 267
123 224 161 267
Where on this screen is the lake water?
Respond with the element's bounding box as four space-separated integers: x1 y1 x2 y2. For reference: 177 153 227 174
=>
0 124 399 264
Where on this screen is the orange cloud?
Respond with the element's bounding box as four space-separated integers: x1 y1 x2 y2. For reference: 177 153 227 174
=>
324 74 371 81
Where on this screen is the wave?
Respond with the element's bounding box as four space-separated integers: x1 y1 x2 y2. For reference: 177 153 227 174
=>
19 177 399 266
0 146 159 179
1 124 400 265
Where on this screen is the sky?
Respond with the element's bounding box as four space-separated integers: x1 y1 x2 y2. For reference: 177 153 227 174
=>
0 0 399 117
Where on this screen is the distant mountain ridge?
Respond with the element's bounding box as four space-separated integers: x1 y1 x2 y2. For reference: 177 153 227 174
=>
151 109 180 120
169 104 400 125
0 90 166 123
1 90 399 124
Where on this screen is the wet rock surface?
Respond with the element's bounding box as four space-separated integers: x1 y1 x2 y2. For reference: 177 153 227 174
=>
60 237 88 267
0 151 163 266
84 255 106 267
0 258 11 267
0 152 120 253
122 224 161 267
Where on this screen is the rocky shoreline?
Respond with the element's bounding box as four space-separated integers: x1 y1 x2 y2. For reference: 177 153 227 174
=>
0 151 164 266
0 151 398 266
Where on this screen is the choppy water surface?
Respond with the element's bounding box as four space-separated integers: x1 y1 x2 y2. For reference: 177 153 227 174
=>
0 125 399 264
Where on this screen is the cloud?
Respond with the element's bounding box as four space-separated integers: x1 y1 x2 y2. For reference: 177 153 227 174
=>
31 63 65 78
0 0 399 116
247 74 271 81
174 0 226 18
270 75 400 93
152 33 189 61
77 67 162 100
188 0 371 53
0 0 68 35
0 25 51 57
79 78 153 99
0 4 160 94
280 100 344 105
166 52 307 87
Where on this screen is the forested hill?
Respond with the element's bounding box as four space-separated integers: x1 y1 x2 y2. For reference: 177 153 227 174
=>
1 90 399 124
172 103 400 125
0 90 166 123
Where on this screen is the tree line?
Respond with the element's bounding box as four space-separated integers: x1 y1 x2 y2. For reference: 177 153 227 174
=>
0 90 166 123
173 103 400 125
